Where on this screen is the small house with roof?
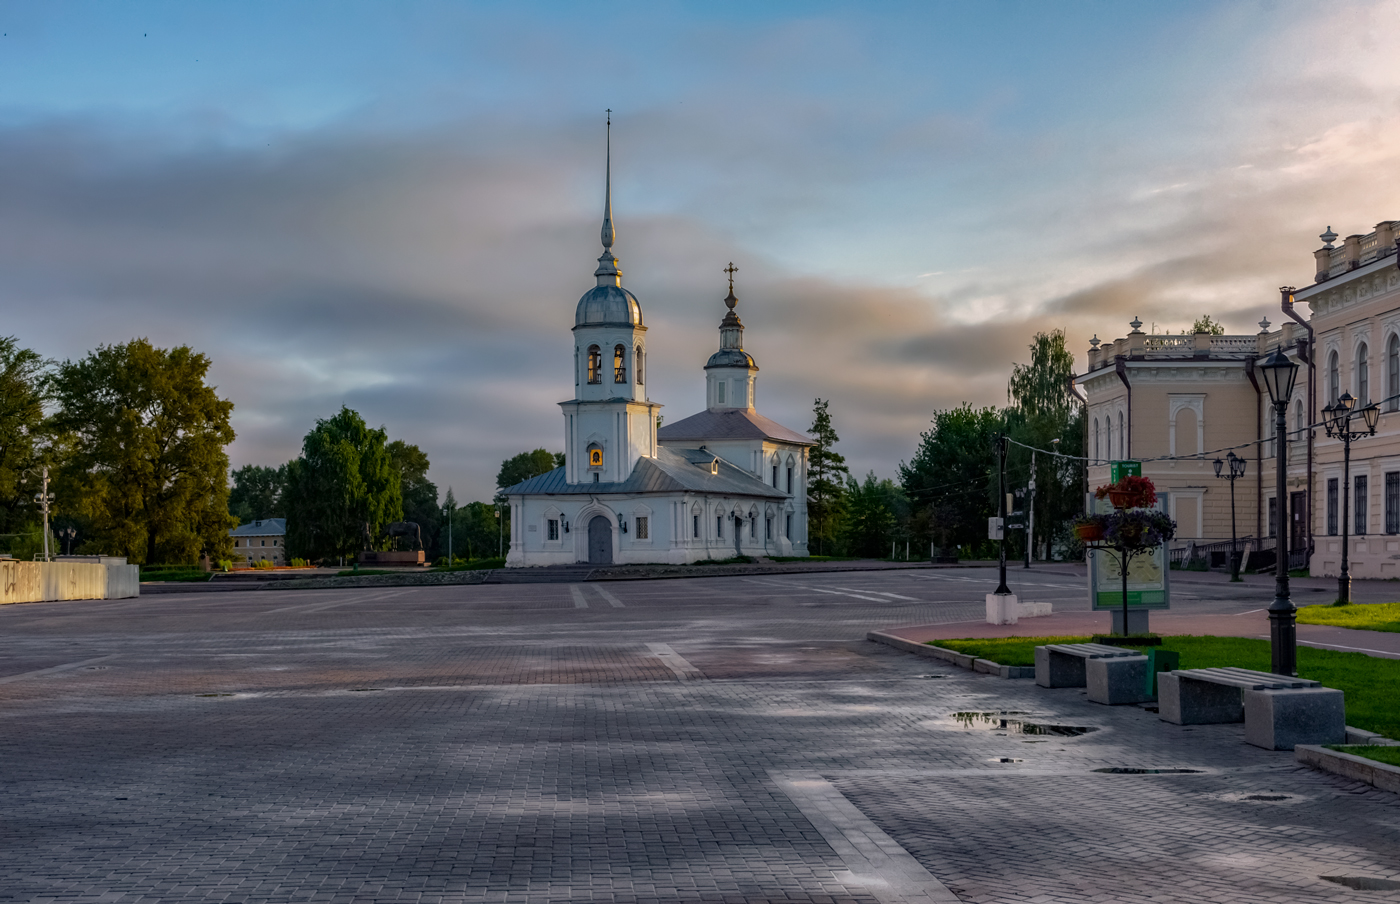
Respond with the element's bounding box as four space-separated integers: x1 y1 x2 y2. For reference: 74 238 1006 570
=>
230 518 287 566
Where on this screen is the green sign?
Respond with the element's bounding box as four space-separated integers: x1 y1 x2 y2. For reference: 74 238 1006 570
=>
1110 460 1141 482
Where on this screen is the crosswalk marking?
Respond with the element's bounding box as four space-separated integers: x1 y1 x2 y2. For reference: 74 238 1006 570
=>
593 585 626 608
569 585 588 608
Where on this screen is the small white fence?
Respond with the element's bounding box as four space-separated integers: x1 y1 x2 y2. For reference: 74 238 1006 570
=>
0 559 140 604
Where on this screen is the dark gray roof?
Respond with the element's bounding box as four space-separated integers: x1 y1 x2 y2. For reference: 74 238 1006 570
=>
575 285 643 328
503 446 786 499
706 348 757 369
657 408 813 446
230 518 286 537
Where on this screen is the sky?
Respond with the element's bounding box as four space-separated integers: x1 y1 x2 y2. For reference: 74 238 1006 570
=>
3 0 1400 502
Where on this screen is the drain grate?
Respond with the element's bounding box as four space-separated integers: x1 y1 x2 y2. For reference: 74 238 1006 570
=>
1321 876 1400 891
1093 767 1203 775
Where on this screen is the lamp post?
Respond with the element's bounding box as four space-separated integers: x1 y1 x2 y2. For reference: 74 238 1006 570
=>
1259 347 1300 676
995 434 1010 595
1322 393 1379 604
1213 451 1247 581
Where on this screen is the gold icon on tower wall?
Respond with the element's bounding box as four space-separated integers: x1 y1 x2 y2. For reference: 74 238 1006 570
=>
589 448 604 467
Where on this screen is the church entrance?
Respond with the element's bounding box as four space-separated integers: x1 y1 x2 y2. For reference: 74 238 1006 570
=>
588 516 613 565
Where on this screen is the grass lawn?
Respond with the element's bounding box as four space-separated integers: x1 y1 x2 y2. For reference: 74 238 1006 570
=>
1297 601 1400 633
432 557 506 572
1327 745 1400 768
930 634 1400 740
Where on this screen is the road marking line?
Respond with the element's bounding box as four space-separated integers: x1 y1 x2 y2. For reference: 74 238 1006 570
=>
770 771 960 903
569 585 588 608
267 590 410 615
592 585 625 608
0 654 118 685
833 588 920 601
646 642 703 680
741 578 889 602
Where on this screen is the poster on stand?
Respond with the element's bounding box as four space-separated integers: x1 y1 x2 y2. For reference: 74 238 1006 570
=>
1084 486 1171 611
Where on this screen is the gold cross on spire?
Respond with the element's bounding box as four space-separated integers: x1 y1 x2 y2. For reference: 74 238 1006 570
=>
724 262 738 292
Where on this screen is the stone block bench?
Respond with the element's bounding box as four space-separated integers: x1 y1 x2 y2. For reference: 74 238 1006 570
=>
1158 667 1345 750
1036 643 1148 706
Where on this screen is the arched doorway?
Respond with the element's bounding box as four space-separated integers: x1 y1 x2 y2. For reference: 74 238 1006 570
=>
588 515 613 565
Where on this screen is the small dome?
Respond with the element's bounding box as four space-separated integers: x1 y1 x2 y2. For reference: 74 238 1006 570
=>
576 285 643 327
705 348 756 369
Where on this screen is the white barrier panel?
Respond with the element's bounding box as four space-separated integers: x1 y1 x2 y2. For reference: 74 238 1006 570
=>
0 560 140 604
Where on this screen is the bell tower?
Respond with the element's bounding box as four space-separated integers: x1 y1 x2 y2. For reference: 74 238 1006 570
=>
704 263 759 412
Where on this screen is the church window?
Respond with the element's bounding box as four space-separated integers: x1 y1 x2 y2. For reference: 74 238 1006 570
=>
716 515 723 539
717 381 726 404
693 514 700 538
547 519 559 541
786 466 793 495
765 516 772 540
636 346 644 385
614 344 627 383
635 516 649 540
749 516 755 539
785 513 792 539
772 465 778 487
593 472 599 483
587 345 602 384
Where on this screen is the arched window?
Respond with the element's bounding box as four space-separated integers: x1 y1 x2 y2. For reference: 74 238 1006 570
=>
1118 411 1125 459
1329 351 1340 404
1293 399 1304 446
587 345 602 384
613 344 627 383
635 345 644 385
1093 418 1101 462
1267 413 1275 459
1104 419 1111 462
1389 334 1399 410
1358 342 1370 404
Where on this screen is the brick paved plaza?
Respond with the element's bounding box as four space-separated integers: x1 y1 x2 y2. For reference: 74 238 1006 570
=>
2 568 1398 903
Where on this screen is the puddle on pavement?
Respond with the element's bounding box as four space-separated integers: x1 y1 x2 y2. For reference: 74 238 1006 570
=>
1217 790 1305 804
950 711 1099 737
1322 876 1400 890
1093 767 1203 775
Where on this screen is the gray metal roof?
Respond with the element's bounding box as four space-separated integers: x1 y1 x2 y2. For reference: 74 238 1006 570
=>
575 285 643 328
657 408 813 446
503 446 787 499
230 518 286 537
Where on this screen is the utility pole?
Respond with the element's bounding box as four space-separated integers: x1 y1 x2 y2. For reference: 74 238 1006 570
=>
995 435 1010 595
1024 449 1036 568
34 467 54 562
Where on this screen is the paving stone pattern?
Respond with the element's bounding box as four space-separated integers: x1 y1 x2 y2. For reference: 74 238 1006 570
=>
1 568 1395 903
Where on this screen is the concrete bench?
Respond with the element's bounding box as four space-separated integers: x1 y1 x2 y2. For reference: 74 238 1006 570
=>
1158 667 1345 750
1035 643 1145 693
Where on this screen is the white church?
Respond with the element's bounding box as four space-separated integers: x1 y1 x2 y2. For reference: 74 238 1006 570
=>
502 132 811 566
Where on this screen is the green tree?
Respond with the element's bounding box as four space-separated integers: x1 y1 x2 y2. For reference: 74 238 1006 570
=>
451 500 505 560
229 464 286 524
1189 315 1226 335
899 404 1004 554
51 339 237 564
807 398 850 555
0 337 52 547
496 448 564 497
388 439 440 555
838 472 909 558
283 407 402 563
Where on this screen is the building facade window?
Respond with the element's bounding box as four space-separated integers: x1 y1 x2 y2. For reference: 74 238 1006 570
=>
587 345 602 384
547 519 559 541
1118 411 1125 458
1293 399 1304 446
1268 497 1277 538
1329 350 1340 404
1327 478 1338 536
772 465 778 487
748 516 755 539
1355 474 1368 535
786 466 793 495
716 381 726 404
635 516 649 540
716 515 723 539
1358 342 1370 404
1387 472 1399 535
613 344 627 383
693 514 700 538
1390 335 1400 410
765 516 772 540
785 513 793 539
635 345 644 385
1093 418 1100 461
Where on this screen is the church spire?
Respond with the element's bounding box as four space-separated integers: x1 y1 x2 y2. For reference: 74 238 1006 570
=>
594 110 620 287
719 262 744 350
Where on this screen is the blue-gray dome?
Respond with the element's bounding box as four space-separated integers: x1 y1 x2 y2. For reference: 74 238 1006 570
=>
705 348 757 369
575 285 643 327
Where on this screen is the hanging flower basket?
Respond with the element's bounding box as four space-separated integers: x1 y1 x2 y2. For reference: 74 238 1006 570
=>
1096 475 1158 510
1074 521 1105 542
1107 489 1135 509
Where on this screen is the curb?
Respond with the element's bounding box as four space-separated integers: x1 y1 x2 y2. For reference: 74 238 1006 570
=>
866 630 1034 679
1296 743 1400 794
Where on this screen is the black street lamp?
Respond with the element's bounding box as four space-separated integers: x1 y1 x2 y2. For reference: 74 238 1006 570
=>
1322 392 1379 605
1213 451 1247 581
1259 346 1300 676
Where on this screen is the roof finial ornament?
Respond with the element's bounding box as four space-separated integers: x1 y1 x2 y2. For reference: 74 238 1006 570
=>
601 109 615 251
724 262 738 310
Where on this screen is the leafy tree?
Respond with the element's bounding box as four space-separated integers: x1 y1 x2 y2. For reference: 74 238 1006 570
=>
1189 315 1226 335
496 449 564 497
0 336 52 547
51 339 237 564
229 464 287 524
451 500 505 560
283 407 401 563
1007 329 1077 421
388 439 440 554
807 398 850 555
838 472 910 558
900 404 1004 554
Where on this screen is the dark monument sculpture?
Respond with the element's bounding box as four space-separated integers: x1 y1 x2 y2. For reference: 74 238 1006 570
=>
386 521 423 551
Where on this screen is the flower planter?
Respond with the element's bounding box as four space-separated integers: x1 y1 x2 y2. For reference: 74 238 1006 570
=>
1075 523 1105 542
1108 489 1136 509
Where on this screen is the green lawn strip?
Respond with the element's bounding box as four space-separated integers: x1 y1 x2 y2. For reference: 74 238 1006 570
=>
1325 745 1400 768
1297 601 1400 633
930 636 1091 666
929 634 1400 740
431 557 506 573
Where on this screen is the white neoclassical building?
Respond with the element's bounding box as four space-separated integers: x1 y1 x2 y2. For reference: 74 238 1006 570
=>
503 135 811 566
